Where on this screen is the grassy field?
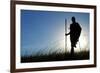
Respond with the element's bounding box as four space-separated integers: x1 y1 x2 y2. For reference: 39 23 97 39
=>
21 51 89 63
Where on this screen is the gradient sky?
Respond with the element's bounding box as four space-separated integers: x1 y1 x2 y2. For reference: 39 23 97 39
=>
21 10 90 56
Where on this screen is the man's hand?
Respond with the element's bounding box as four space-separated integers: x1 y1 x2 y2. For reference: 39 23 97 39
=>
65 34 68 36
65 32 70 36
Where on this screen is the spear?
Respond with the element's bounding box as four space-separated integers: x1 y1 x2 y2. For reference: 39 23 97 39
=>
65 19 67 54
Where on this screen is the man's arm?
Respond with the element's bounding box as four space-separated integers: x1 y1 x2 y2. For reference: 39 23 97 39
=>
65 32 70 36
65 24 71 36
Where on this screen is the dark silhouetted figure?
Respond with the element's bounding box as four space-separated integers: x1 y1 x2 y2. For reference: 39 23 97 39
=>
65 16 82 56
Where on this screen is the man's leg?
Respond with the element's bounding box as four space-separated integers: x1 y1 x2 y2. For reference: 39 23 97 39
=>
71 44 74 56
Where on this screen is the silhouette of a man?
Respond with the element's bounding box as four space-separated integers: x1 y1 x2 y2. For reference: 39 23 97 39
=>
65 16 82 55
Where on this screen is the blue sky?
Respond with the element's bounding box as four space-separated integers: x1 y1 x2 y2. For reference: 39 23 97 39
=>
21 10 89 56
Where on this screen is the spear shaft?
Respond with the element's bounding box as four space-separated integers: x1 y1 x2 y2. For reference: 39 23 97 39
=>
65 19 67 53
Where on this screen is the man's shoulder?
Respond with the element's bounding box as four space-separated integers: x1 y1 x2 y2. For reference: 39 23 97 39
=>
76 22 82 29
76 22 81 27
71 22 79 25
76 22 79 25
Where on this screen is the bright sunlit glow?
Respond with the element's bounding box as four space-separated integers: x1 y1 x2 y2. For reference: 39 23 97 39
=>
57 30 89 53
65 30 89 52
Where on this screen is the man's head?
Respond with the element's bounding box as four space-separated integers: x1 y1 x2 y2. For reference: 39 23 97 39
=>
71 16 76 23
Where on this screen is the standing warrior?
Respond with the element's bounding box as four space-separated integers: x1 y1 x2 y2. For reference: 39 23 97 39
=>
65 16 82 55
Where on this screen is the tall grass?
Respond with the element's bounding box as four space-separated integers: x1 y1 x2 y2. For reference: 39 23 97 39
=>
21 50 89 63
21 38 89 63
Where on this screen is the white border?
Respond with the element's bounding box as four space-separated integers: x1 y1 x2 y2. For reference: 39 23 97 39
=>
16 4 94 69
